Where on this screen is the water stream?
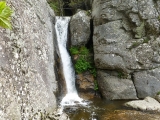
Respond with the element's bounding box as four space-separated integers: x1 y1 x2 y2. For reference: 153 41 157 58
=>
55 17 84 106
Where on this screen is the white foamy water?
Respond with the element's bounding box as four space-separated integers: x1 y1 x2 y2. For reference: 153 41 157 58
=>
55 17 85 106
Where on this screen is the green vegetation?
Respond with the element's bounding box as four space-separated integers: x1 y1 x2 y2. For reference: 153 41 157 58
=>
135 21 145 39
130 42 141 49
79 46 89 55
143 38 150 43
0 1 13 29
70 45 98 90
74 56 91 73
157 91 160 95
94 80 98 91
49 2 59 14
70 46 92 73
48 0 63 16
70 46 79 55
118 71 128 79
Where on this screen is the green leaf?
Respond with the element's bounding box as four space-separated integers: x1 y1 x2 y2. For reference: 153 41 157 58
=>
0 16 12 29
0 1 6 13
0 1 13 29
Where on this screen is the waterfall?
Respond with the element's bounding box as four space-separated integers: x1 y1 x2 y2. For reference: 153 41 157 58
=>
55 17 83 106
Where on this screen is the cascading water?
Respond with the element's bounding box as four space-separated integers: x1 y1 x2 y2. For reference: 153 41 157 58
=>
55 17 83 106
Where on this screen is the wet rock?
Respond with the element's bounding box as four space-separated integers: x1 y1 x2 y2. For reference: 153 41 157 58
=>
76 72 94 90
102 110 160 120
125 97 160 112
0 0 57 119
49 109 70 120
76 72 95 100
70 10 91 46
97 70 137 100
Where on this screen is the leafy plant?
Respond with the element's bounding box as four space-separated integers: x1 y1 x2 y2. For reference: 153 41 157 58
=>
79 46 89 55
70 46 79 55
94 80 98 90
90 68 97 77
0 1 13 29
74 56 91 73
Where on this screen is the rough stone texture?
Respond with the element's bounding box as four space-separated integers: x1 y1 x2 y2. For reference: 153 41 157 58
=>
70 10 91 46
102 110 160 120
125 97 160 112
92 0 160 99
97 70 137 100
0 0 57 119
76 72 94 90
134 69 160 98
76 72 95 100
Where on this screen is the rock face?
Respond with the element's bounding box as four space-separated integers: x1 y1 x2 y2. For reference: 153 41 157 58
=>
97 70 137 100
0 0 57 119
70 10 91 46
134 69 160 98
92 0 160 99
76 72 95 99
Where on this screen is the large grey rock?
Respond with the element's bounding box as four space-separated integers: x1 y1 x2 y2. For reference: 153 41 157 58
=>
92 0 160 99
134 69 160 98
97 70 137 100
0 0 57 119
125 97 160 111
70 10 91 46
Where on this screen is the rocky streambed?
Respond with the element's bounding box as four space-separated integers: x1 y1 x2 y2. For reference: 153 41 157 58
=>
62 97 160 120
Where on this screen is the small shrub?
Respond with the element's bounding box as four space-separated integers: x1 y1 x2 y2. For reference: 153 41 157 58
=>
79 46 89 55
74 56 91 73
90 68 97 77
70 46 79 55
0 1 13 29
94 80 98 91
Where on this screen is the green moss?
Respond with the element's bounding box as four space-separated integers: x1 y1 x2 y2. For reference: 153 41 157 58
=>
135 21 145 39
48 0 63 15
143 38 150 43
129 42 141 49
49 2 59 13
94 80 98 90
118 72 128 79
